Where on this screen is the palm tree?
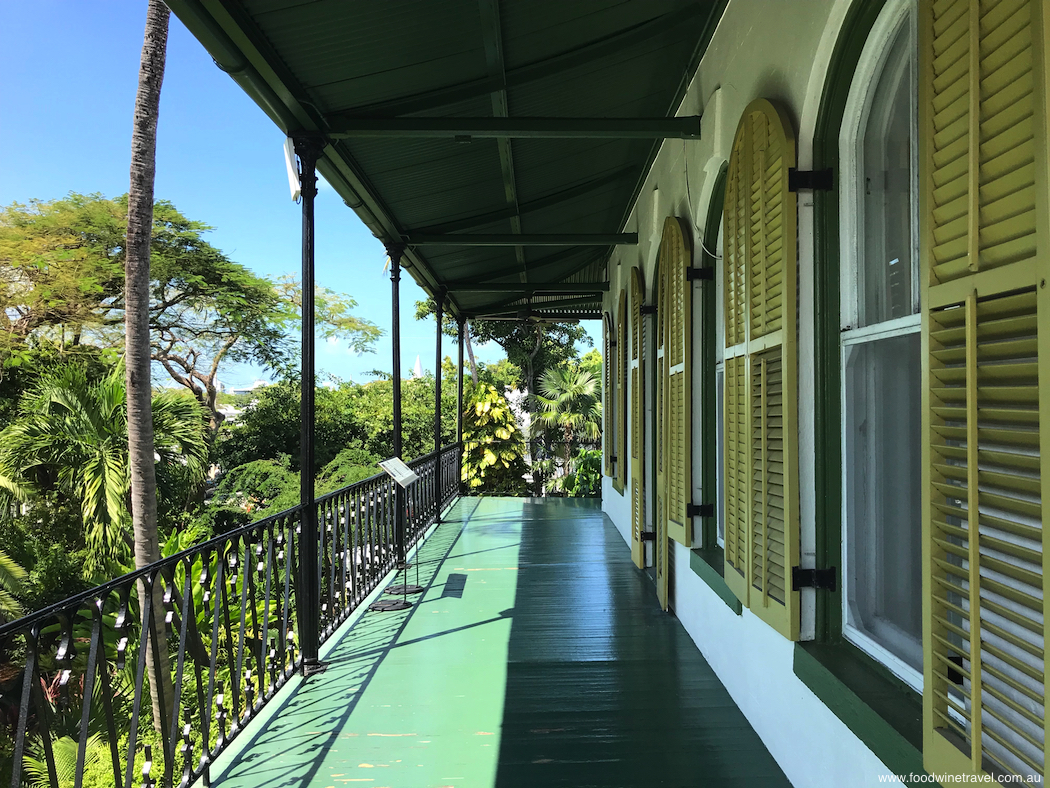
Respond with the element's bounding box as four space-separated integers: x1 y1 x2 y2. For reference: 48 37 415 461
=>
126 0 172 735
0 364 208 569
0 548 27 621
533 366 602 472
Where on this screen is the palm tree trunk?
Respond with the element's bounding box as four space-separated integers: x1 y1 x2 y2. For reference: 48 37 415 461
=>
126 0 174 736
526 326 543 496
463 322 478 385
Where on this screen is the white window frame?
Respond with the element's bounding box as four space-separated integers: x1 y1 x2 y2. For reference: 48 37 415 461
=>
713 216 726 549
838 0 923 694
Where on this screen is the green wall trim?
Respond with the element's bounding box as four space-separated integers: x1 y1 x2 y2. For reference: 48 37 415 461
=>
690 548 741 615
699 165 728 551
793 642 928 786
811 0 890 642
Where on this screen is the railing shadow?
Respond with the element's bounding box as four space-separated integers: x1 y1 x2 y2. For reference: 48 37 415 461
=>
204 501 480 788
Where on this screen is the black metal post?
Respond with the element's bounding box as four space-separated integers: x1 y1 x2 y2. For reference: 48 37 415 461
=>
433 292 444 522
293 136 325 676
388 245 407 568
457 316 465 492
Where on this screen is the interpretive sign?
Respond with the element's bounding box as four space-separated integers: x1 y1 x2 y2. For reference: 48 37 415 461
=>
379 457 419 488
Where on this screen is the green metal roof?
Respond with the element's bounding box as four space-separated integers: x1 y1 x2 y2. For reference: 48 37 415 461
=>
167 0 726 318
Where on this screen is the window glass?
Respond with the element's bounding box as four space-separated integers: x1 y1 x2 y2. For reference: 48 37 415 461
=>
843 333 922 671
859 20 915 326
840 1 921 688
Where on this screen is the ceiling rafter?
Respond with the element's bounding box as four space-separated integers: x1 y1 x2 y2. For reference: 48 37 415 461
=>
333 4 710 119
476 0 527 282
411 165 635 235
407 233 636 246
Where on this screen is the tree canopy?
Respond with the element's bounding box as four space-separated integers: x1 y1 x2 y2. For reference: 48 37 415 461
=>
0 194 382 432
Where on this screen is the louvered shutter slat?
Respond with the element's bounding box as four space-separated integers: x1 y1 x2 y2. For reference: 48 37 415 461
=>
661 217 693 547
921 0 1047 776
721 98 799 639
603 313 614 477
616 290 627 490
630 267 646 569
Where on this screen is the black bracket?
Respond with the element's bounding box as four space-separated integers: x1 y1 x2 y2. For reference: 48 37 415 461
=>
685 267 714 282
686 503 714 518
791 566 837 592
640 531 656 542
640 305 657 315
788 168 834 192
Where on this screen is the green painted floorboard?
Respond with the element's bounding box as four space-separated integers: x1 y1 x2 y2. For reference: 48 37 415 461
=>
206 497 790 788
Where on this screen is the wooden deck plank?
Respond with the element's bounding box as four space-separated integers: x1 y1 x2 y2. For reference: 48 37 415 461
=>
205 497 790 788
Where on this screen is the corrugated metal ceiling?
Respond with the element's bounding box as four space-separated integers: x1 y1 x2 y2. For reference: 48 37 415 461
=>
166 0 725 318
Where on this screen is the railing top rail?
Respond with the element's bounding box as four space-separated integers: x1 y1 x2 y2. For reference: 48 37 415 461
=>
0 504 304 638
0 441 464 638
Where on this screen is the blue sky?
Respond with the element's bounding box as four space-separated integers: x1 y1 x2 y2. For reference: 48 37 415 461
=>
0 2 597 387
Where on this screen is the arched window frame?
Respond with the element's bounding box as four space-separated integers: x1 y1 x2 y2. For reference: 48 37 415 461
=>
837 0 924 693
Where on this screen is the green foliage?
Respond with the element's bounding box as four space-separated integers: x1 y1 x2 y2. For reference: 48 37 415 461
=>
540 447 602 497
0 549 27 621
0 363 209 572
0 495 90 608
347 374 456 462
213 457 300 518
215 379 362 473
23 734 108 788
317 446 381 493
476 358 521 395
413 298 590 387
576 348 602 380
0 194 381 432
462 385 528 495
533 366 602 450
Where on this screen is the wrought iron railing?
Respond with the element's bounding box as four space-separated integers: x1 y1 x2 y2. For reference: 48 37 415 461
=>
0 443 461 788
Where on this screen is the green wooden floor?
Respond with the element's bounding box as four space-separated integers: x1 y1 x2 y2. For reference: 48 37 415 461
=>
206 498 790 788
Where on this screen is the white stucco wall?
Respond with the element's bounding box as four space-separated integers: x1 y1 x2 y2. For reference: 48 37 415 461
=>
600 1 898 785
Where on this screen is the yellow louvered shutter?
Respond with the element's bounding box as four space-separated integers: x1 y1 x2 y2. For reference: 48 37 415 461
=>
656 258 670 610
603 312 615 477
721 98 800 640
630 267 646 568
616 288 628 491
663 217 694 546
920 0 1048 779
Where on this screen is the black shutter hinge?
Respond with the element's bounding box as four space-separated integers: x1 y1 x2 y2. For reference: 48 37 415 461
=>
788 168 834 192
640 531 656 542
791 566 837 592
640 305 657 315
685 267 714 282
686 503 714 518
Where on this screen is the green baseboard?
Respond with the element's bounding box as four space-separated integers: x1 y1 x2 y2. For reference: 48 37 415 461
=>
689 547 742 615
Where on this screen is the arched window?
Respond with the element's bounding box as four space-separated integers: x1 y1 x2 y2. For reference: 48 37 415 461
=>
838 0 921 688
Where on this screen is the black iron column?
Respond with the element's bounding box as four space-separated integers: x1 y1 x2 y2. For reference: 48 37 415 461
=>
457 316 465 492
387 244 407 568
433 292 445 521
293 135 325 676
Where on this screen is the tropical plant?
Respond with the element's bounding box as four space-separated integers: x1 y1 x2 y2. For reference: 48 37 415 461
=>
533 366 602 463
462 385 528 495
0 549 26 621
0 364 209 571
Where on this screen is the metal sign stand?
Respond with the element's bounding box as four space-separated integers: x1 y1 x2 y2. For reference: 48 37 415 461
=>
369 458 425 611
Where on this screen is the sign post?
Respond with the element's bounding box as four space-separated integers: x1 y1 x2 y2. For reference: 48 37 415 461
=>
369 457 426 611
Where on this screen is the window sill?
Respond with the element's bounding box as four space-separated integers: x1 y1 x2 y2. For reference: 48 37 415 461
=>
793 641 926 785
689 547 741 615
